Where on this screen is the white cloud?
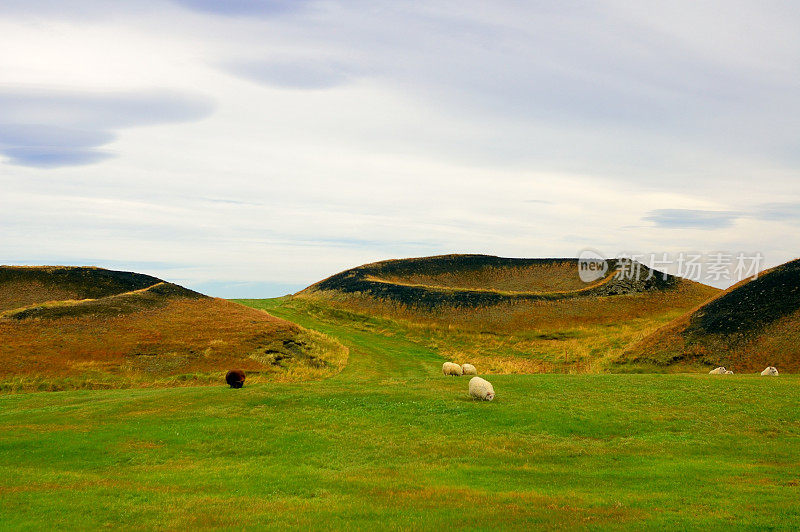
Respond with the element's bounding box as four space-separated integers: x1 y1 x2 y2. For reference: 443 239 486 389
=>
1 1 799 295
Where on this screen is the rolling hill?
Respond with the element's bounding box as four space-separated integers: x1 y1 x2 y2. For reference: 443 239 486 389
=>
619 258 800 372
300 254 685 308
0 266 346 392
295 255 719 373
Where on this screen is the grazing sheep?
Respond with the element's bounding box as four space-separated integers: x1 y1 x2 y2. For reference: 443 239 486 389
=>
225 369 246 388
761 366 779 376
709 367 727 375
724 370 734 375
461 363 477 376
443 362 463 376
469 376 495 401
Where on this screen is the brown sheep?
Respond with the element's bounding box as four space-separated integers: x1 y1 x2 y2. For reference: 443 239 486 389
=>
225 369 246 388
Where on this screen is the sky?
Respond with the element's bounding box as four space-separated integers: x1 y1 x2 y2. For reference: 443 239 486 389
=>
2 0 799 297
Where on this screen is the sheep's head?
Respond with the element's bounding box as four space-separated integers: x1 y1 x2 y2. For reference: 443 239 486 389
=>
485 391 495 401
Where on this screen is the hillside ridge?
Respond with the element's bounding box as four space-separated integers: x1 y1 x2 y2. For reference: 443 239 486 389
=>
619 257 800 372
0 265 347 391
301 254 695 308
0 265 168 312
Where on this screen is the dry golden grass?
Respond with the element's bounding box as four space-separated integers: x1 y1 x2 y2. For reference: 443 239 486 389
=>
301 280 716 332
620 259 800 372
295 280 718 374
0 288 347 392
620 308 800 373
373 261 604 292
0 265 159 312
0 265 349 391
0 278 86 312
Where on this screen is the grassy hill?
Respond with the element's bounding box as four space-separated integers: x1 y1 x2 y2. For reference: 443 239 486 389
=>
301 254 688 308
296 255 719 373
618 258 800 373
1 296 796 529
0 266 346 392
0 266 164 312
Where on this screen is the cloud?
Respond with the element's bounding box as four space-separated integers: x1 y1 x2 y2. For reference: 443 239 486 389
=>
644 209 742 229
0 0 308 18
1 1 800 291
755 203 800 223
644 204 800 231
171 0 306 16
0 124 114 167
1 148 114 168
0 89 214 168
0 89 213 129
202 197 264 207
222 59 355 90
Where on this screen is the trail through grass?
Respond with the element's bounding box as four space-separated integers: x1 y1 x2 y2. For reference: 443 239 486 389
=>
0 297 798 529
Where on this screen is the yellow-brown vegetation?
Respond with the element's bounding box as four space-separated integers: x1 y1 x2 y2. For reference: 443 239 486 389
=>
292 279 717 374
620 258 800 372
0 266 347 392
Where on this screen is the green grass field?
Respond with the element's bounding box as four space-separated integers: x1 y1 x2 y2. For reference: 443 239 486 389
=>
1 297 798 529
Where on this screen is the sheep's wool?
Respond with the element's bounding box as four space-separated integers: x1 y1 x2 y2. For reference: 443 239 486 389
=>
709 367 727 375
225 369 246 388
469 376 495 401
461 363 477 376
443 362 463 376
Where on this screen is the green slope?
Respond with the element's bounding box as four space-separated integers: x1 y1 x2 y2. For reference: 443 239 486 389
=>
0 296 797 529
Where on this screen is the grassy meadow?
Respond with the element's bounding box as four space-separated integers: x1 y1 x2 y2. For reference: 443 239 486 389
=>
287 284 716 374
0 296 798 529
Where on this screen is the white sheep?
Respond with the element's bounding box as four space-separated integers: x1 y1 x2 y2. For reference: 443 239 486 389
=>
761 366 779 376
442 362 463 376
469 376 495 401
709 367 727 375
461 363 477 376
